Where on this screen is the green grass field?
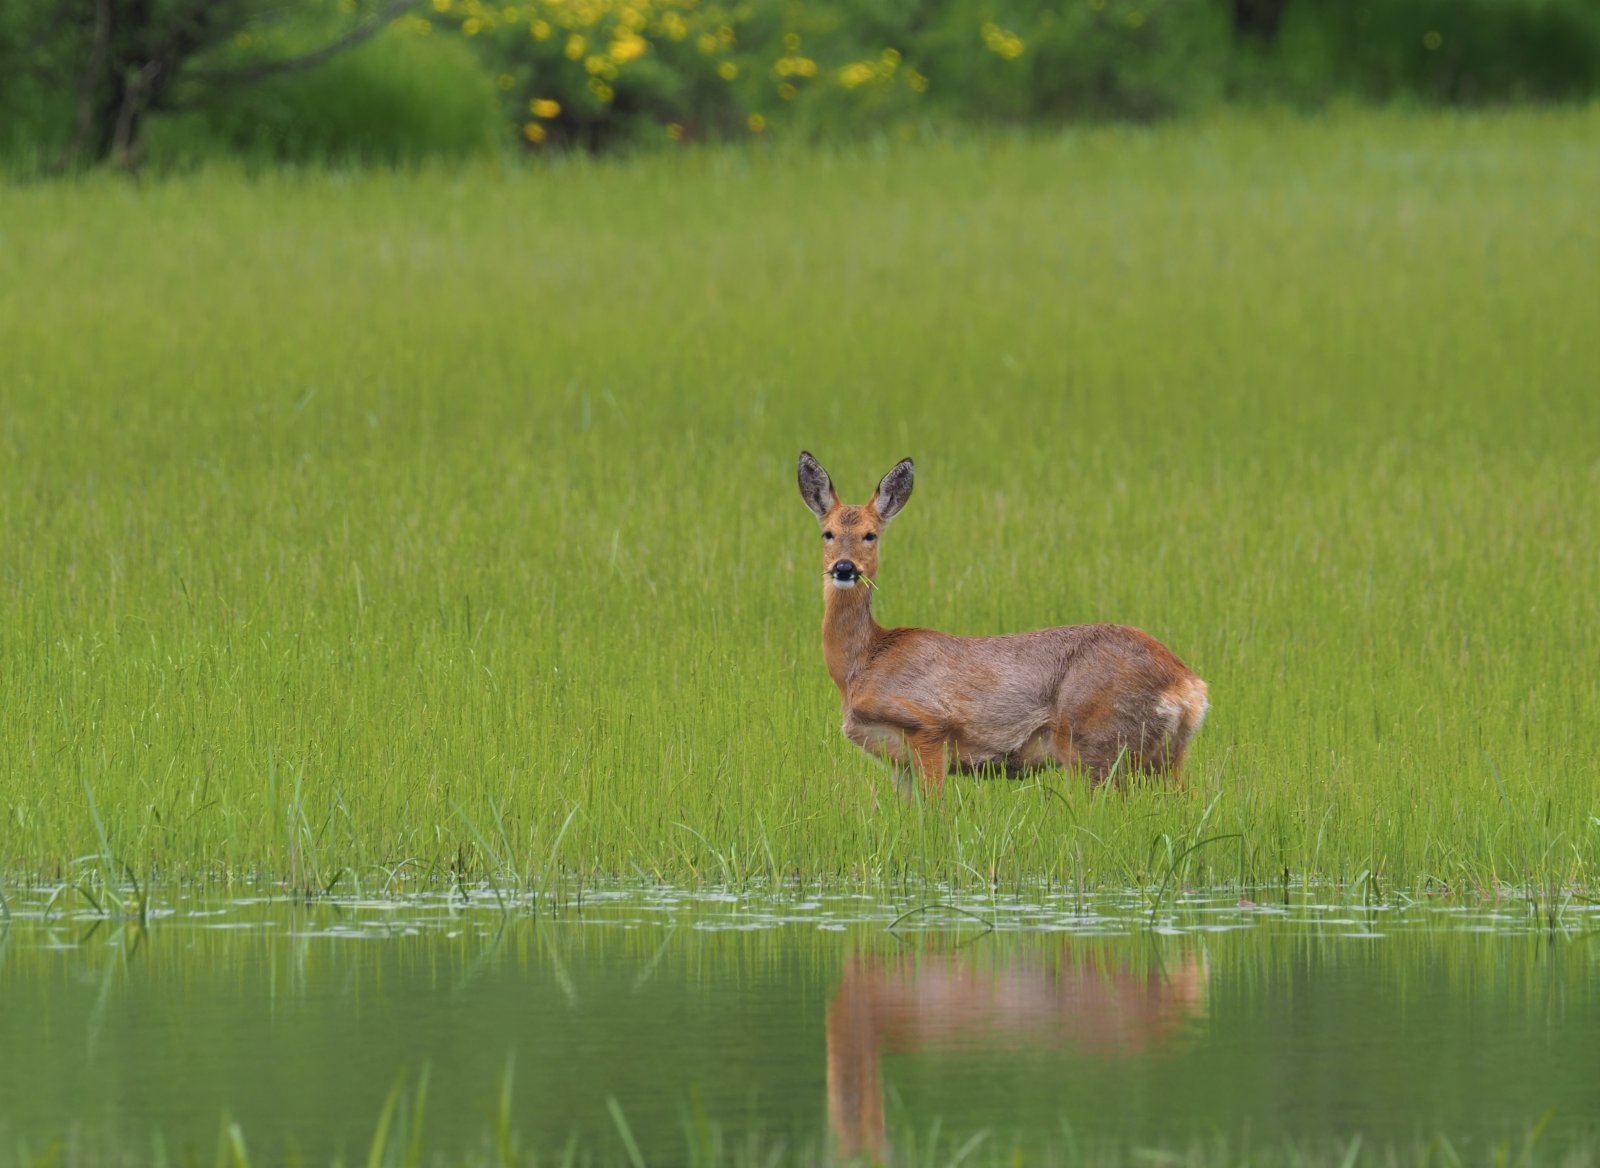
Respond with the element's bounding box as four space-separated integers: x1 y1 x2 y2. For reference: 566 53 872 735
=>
2 107 1597 899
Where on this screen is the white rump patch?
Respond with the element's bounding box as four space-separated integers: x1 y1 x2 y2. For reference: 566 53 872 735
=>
1152 694 1184 734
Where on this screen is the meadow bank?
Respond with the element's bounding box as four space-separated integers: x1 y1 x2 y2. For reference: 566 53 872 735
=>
1 108 1597 899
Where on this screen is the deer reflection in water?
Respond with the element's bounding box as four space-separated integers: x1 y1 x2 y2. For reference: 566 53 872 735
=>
825 940 1209 1162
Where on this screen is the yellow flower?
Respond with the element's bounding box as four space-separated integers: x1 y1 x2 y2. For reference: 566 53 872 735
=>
783 32 801 51
1123 10 1145 29
698 32 718 53
838 61 875 89
588 78 615 101
746 112 766 131
774 56 817 78
661 12 687 39
523 122 547 142
881 47 901 67
432 0 451 10
984 25 1024 58
778 83 797 100
666 122 685 141
565 33 587 58
464 16 482 34
530 18 552 38
717 60 738 80
610 32 647 62
530 98 562 118
906 69 929 92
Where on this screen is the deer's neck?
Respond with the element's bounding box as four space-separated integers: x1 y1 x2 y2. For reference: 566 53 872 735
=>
822 584 882 698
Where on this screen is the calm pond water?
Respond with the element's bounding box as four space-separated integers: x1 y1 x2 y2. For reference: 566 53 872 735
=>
3 886 1599 1164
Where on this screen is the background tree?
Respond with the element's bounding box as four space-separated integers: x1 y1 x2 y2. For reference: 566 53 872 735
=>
5 0 419 169
1231 0 1291 41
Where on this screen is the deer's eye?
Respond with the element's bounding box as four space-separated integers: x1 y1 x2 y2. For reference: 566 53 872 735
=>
863 533 877 542
823 531 834 541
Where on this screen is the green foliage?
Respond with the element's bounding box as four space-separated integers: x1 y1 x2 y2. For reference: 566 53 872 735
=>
150 27 502 165
0 0 75 166
4 0 1600 165
424 0 1599 150
1242 0 1600 105
0 0 504 170
913 0 1231 122
426 0 1233 148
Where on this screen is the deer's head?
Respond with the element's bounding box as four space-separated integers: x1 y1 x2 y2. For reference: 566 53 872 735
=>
797 453 914 589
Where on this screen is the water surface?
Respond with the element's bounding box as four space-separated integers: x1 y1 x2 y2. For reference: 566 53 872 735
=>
3 887 1598 1163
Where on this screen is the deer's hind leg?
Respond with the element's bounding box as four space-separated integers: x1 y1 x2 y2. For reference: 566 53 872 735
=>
1050 700 1128 786
1162 678 1211 783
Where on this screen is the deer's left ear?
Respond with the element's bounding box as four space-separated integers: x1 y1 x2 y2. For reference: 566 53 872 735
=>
873 458 915 522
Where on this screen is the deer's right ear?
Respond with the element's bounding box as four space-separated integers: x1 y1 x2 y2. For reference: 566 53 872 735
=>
797 451 837 520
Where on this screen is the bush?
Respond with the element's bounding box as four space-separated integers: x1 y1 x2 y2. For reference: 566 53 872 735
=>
424 0 1233 150
914 0 1231 122
429 0 1600 152
149 27 503 165
4 0 1598 168
1244 0 1600 105
0 0 78 169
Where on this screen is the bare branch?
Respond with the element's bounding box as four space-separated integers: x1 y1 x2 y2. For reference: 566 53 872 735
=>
113 57 162 166
182 0 421 89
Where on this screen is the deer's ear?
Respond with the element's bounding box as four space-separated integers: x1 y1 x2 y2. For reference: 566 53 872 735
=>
872 458 914 522
797 451 837 521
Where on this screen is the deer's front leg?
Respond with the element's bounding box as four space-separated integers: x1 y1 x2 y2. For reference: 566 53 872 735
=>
844 706 948 798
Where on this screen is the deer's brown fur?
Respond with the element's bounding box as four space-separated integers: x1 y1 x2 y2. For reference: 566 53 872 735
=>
798 452 1208 794
826 944 1208 1161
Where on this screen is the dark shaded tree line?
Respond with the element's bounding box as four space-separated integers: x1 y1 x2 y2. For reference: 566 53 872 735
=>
2 0 1595 169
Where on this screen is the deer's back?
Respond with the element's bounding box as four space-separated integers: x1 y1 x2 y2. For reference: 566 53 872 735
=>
856 622 1206 770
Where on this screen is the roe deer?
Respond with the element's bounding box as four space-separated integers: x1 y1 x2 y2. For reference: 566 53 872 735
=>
797 452 1208 794
826 943 1209 1161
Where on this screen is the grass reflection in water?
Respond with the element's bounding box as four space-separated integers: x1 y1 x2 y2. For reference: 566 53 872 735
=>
1 889 1598 1166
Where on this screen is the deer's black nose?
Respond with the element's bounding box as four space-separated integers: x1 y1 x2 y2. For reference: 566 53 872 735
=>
831 560 858 581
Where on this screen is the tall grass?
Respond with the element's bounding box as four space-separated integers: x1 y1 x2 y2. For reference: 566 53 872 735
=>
1 107 1597 894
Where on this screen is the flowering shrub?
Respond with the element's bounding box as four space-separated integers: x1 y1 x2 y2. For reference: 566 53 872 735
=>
417 0 1226 149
